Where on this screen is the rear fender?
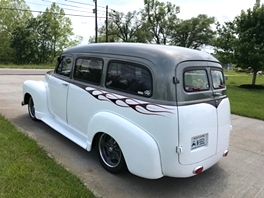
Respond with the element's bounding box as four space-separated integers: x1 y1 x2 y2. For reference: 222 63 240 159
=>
87 112 163 179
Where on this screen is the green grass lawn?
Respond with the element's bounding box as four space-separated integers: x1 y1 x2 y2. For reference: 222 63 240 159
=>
0 114 96 198
0 64 54 69
224 70 264 120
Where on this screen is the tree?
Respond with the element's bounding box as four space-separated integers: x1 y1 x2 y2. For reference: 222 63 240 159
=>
90 10 152 43
36 3 82 63
0 0 32 63
170 14 215 49
88 23 120 43
234 5 264 85
213 3 264 85
255 0 260 8
9 2 83 64
108 10 140 42
11 24 33 64
213 21 237 64
141 0 180 44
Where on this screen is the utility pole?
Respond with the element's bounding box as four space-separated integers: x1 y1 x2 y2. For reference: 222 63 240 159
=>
106 5 108 42
93 0 98 43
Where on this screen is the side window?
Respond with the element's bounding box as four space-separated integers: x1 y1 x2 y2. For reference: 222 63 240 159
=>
184 70 209 92
211 69 225 89
106 61 152 97
73 58 103 85
56 56 73 77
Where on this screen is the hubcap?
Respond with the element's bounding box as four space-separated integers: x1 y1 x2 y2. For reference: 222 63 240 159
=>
29 98 35 118
99 134 122 168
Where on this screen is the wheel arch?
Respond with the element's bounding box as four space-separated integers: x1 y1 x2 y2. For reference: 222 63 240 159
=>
23 93 31 105
91 132 103 148
87 112 163 179
22 80 50 120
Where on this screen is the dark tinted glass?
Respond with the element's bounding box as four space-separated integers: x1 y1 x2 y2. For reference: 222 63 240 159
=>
106 62 152 97
74 58 103 85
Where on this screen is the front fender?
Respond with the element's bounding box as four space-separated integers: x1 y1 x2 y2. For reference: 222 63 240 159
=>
87 112 163 179
23 80 50 120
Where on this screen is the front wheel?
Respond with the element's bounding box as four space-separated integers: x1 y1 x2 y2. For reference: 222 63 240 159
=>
28 96 38 121
98 133 126 174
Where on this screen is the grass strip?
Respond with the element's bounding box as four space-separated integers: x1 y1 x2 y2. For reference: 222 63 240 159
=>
0 114 96 198
225 71 264 120
0 64 54 69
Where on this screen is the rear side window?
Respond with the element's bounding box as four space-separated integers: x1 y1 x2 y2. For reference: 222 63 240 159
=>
184 70 209 92
211 70 225 89
106 61 152 97
74 58 103 85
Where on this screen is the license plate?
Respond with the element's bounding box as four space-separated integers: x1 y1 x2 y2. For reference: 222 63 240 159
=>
191 134 207 150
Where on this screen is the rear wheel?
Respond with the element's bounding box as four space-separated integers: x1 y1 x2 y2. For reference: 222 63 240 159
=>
98 133 126 174
28 96 38 121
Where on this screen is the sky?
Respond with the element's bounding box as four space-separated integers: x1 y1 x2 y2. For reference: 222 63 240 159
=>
27 0 261 45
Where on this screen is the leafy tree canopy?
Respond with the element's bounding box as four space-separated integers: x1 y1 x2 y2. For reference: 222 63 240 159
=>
0 0 32 63
214 3 264 85
234 4 264 84
141 0 180 44
213 21 237 64
0 1 82 64
170 14 215 49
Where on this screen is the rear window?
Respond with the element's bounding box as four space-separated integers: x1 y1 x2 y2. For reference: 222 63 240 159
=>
106 61 152 97
184 70 209 92
211 69 225 89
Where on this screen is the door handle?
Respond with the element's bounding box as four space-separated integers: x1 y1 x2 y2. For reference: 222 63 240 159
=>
213 92 222 96
62 83 68 86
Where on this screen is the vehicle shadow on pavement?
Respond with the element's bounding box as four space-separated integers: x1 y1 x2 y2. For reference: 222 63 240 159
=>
110 163 229 198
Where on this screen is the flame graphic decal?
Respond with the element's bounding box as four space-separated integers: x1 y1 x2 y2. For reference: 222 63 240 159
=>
85 87 175 116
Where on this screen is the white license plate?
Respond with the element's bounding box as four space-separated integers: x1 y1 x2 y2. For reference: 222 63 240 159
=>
191 134 207 150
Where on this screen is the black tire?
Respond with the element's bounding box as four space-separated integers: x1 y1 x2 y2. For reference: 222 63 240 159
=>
28 96 38 121
98 133 126 174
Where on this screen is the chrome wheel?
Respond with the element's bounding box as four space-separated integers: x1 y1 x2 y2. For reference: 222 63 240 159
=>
28 96 37 121
98 133 126 173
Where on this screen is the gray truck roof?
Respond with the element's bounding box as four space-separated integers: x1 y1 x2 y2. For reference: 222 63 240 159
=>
63 43 219 64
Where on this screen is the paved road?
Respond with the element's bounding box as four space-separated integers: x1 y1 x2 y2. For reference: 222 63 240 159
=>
0 69 264 198
0 68 51 75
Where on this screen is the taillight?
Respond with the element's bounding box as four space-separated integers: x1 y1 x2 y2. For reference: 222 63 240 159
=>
193 166 203 175
223 150 229 157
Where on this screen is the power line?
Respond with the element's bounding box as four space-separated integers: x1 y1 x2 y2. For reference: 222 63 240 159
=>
65 0 105 9
26 2 95 14
41 0 105 13
34 0 120 15
64 0 122 14
57 7 99 14
0 7 105 18
26 1 51 7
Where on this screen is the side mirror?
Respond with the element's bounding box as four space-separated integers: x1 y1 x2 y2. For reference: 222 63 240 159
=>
57 56 62 63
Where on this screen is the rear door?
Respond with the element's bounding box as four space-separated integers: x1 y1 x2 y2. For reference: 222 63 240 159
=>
210 63 231 153
176 61 219 165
